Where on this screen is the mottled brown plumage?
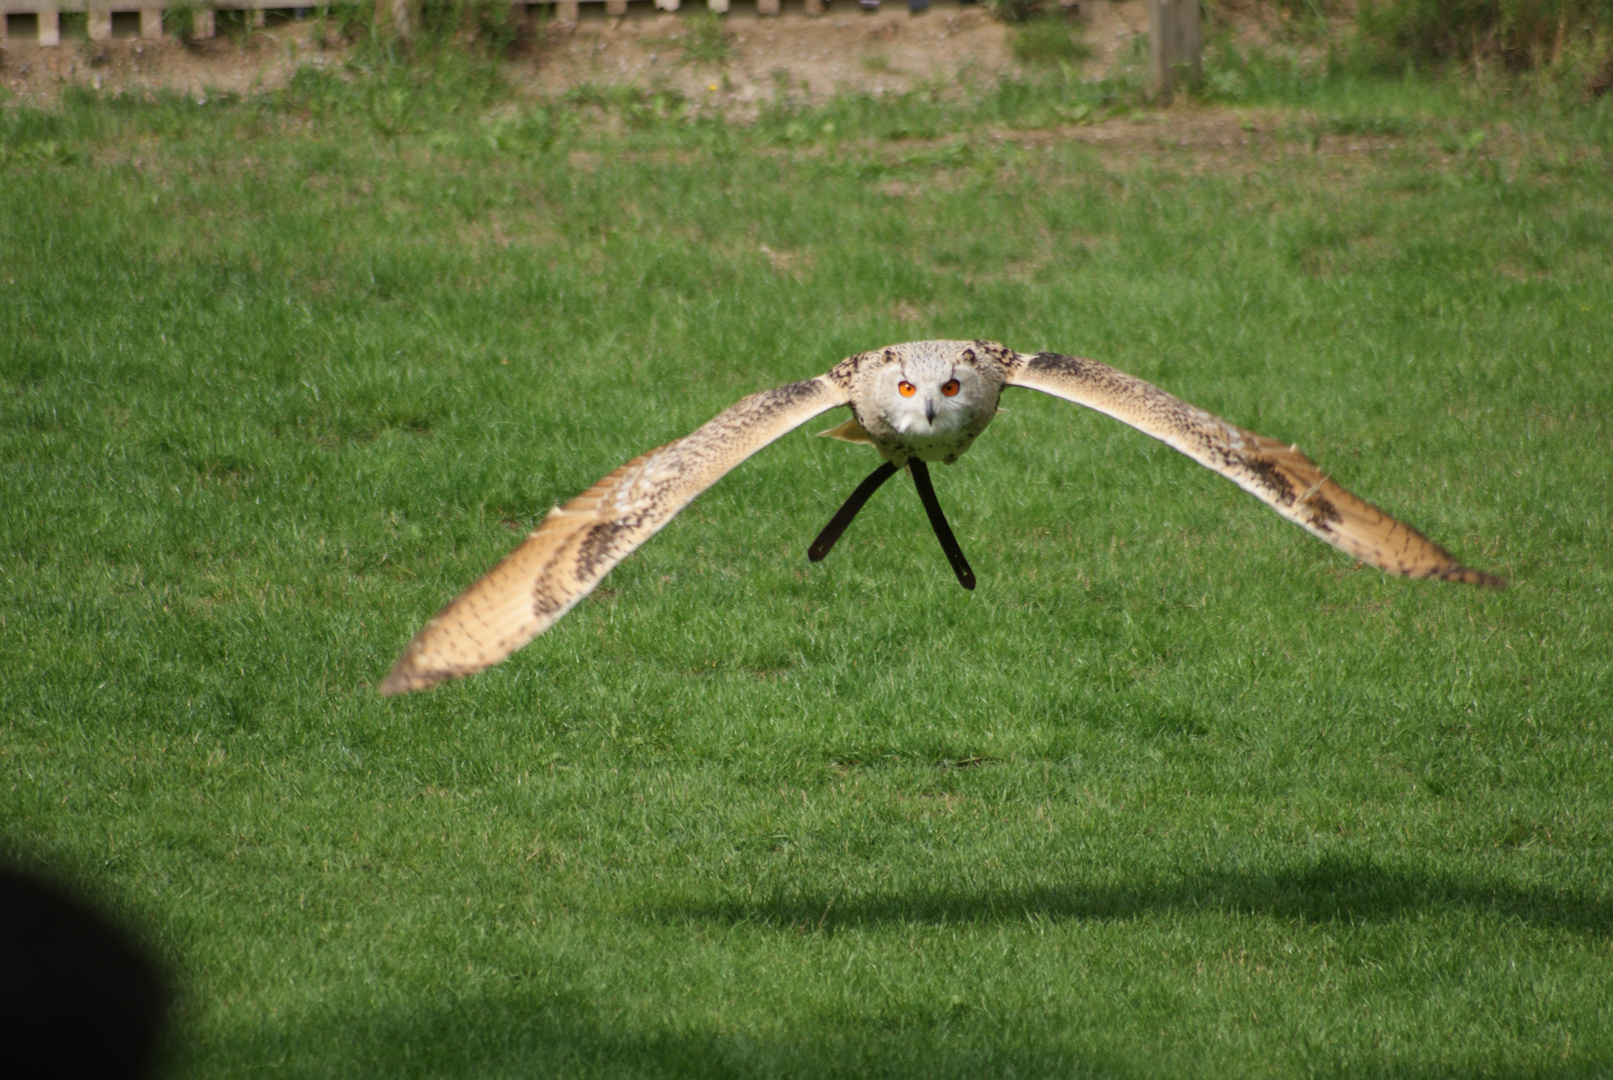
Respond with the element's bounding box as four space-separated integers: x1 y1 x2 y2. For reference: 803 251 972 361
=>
379 341 1501 696
1009 352 1504 587
378 376 847 696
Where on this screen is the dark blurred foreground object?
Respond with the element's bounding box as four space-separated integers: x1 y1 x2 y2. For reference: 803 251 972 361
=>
0 863 169 1080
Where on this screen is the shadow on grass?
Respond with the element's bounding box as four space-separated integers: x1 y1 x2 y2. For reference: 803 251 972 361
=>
191 981 1609 1080
653 853 1613 939
195 992 1140 1080
180 866 1612 1078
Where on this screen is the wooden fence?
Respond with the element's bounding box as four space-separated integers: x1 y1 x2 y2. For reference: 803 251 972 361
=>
0 0 812 45
1 0 1199 92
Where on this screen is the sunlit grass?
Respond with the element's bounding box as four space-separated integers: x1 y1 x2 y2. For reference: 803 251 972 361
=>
2 62 1611 1079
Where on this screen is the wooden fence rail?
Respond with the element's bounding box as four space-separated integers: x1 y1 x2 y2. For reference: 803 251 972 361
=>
2 0 1196 80
0 0 798 45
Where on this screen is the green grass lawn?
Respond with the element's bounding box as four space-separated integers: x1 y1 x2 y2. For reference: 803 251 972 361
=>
3 64 1612 1078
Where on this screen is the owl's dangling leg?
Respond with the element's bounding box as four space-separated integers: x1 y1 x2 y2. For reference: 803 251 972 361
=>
808 461 900 563
908 460 976 591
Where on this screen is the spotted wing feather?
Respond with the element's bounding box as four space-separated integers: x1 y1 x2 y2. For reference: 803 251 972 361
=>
380 376 850 695
1008 352 1503 587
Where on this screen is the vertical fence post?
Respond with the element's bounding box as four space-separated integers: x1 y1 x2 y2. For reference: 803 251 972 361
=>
193 8 215 38
556 0 578 24
88 8 113 40
1148 0 1200 95
38 8 60 46
377 0 413 41
140 9 163 37
605 0 626 15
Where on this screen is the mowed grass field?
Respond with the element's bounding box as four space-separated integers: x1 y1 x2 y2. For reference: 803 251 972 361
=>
3 65 1612 1077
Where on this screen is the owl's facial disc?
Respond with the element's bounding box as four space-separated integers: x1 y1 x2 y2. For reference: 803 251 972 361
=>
881 360 979 438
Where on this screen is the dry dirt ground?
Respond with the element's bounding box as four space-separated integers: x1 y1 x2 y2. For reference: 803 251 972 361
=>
0 2 1440 205
0 0 1401 177
0 0 1244 110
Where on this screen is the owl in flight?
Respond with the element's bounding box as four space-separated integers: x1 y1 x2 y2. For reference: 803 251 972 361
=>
380 341 1502 695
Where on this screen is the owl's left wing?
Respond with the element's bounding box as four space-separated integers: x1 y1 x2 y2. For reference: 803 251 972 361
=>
1006 351 1504 587
380 376 850 696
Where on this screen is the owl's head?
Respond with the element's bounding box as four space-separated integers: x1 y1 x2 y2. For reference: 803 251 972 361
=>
871 341 994 439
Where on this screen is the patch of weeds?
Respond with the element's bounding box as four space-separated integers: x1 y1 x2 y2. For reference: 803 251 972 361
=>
0 139 82 169
1359 0 1612 69
984 0 1044 24
1271 0 1340 12
1355 0 1613 100
775 117 839 145
1202 61 1250 101
556 83 689 129
419 1 462 39
1078 29 1151 102
366 82 415 136
419 0 524 54
163 1 199 43
470 0 524 54
274 38 509 132
1195 40 1334 103
1012 14 1094 68
1266 0 1336 44
899 140 977 170
652 12 733 68
1437 126 1490 154
1591 52 1613 97
622 88 691 129
56 83 118 116
478 107 564 155
1279 117 1323 150
0 105 72 147
313 2 375 44
1320 112 1418 137
293 139 348 176
861 52 897 75
560 81 616 109
278 63 355 118
214 8 258 46
982 76 1097 127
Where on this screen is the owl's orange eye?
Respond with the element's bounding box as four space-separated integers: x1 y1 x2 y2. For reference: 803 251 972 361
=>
941 379 960 397
898 381 917 397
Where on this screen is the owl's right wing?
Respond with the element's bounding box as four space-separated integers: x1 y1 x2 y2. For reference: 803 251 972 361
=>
380 375 850 696
1007 351 1504 587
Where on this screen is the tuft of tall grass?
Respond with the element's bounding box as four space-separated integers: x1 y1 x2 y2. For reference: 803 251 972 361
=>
1012 15 1096 68
983 0 1046 25
1358 0 1613 97
416 0 526 54
670 12 736 68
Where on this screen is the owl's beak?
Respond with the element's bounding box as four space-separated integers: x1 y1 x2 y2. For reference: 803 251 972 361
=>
924 397 937 424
